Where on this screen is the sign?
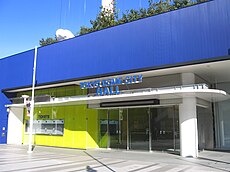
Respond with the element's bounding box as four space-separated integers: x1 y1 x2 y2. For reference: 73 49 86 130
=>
80 74 143 96
100 120 118 125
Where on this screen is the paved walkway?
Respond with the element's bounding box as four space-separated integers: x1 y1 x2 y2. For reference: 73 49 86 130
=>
0 145 229 172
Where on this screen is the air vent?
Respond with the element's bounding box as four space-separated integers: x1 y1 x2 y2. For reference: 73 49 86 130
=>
34 95 51 102
100 99 160 108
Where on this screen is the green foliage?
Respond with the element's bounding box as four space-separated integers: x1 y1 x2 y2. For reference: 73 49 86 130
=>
40 0 209 46
79 0 208 36
39 37 57 47
173 0 192 9
90 7 117 31
78 3 120 35
148 0 172 14
79 26 93 35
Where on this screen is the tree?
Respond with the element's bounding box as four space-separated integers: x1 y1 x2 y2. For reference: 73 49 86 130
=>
79 4 119 34
155 0 172 13
78 26 92 35
78 0 206 36
173 0 192 9
40 0 209 45
39 37 57 47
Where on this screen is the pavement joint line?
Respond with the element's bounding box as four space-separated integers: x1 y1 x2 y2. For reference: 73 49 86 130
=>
177 157 230 172
0 145 230 172
0 153 82 159
0 155 95 165
0 158 102 172
18 159 127 172
127 163 159 172
177 166 194 172
198 157 230 165
58 160 128 172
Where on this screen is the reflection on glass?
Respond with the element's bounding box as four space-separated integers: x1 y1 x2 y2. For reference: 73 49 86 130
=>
216 99 230 149
25 120 64 135
151 106 179 152
129 108 149 151
98 109 108 148
109 109 127 149
98 106 180 152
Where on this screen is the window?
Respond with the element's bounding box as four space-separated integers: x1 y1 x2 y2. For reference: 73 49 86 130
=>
25 120 64 136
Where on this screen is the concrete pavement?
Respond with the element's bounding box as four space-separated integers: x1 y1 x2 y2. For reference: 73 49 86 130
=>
0 145 229 172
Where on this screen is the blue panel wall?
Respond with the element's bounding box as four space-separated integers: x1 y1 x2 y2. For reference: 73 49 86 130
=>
35 0 230 84
0 0 230 143
0 50 34 143
1 0 229 89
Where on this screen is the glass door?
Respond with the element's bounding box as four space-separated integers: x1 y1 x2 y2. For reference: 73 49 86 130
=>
109 109 127 149
99 106 179 152
98 109 109 148
129 108 149 151
151 106 179 152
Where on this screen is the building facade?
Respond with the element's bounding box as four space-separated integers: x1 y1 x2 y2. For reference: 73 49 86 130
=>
0 0 230 158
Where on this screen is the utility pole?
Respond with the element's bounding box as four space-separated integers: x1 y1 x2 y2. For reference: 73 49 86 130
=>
27 46 38 153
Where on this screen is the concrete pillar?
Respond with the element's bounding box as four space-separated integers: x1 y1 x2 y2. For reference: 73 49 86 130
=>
179 73 198 157
179 97 198 157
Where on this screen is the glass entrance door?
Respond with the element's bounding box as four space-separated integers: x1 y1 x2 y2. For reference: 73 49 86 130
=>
151 106 179 152
109 109 127 149
98 106 179 152
129 108 149 151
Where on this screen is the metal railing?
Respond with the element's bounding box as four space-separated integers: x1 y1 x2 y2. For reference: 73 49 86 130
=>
120 83 209 95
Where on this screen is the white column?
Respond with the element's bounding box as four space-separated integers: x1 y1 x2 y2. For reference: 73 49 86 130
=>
179 97 198 157
179 73 198 158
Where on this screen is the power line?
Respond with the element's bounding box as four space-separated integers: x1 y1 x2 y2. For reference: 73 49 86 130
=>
59 0 63 28
84 0 87 15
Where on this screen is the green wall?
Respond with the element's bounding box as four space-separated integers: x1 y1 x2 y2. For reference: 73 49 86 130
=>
20 85 108 149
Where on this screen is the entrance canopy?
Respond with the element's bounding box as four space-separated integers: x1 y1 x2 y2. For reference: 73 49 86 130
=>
6 84 229 108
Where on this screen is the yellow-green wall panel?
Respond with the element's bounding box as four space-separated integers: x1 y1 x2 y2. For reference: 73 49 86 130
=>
21 86 102 149
22 105 99 149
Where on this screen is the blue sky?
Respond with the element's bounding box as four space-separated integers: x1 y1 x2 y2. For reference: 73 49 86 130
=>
0 0 150 58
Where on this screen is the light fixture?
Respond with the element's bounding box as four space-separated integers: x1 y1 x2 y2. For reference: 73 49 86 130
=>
22 95 29 104
21 95 29 99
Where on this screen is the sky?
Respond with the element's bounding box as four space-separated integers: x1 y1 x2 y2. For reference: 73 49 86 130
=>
0 0 150 59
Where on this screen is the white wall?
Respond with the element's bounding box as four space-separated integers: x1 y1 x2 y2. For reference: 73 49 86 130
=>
7 107 24 144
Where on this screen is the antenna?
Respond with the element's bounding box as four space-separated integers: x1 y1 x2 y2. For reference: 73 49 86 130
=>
56 29 75 41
